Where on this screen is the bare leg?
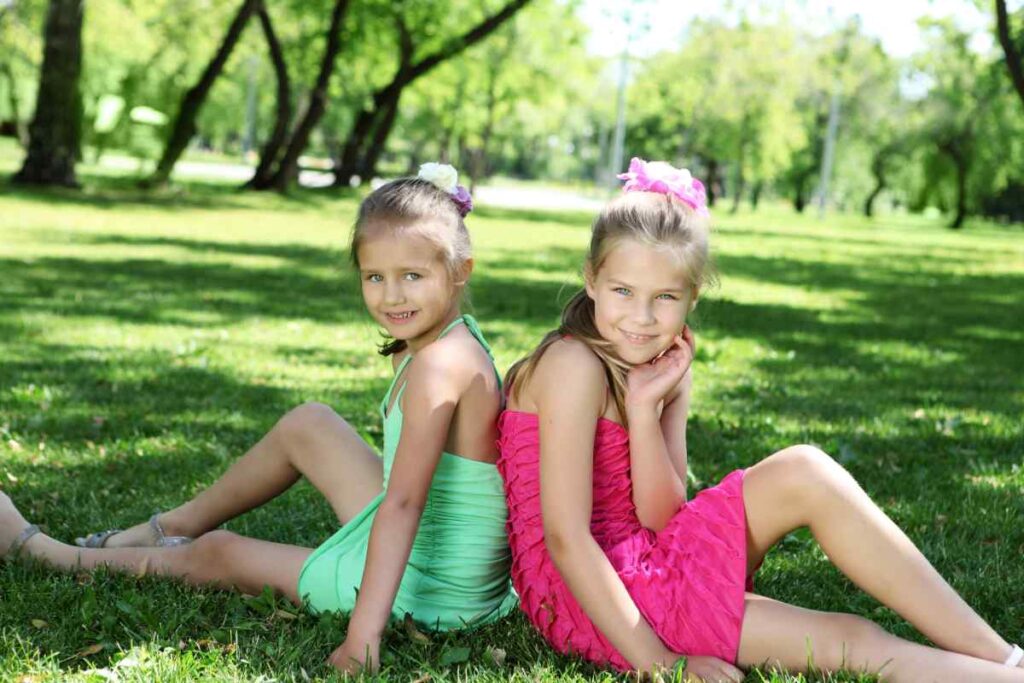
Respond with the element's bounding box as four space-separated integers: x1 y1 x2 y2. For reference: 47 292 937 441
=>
3 494 308 603
742 445 1019 666
100 402 383 547
737 595 1024 682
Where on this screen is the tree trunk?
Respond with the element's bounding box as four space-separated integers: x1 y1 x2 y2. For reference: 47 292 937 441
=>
245 3 292 190
995 0 1024 111
950 156 968 229
331 107 375 187
356 90 402 180
705 158 719 206
0 61 28 147
864 176 885 217
749 181 763 210
146 0 259 187
12 0 83 187
332 0 532 187
268 0 350 192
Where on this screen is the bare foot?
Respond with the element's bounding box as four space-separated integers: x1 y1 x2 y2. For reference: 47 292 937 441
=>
0 492 34 558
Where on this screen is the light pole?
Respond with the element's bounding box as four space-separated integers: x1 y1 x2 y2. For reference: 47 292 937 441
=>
605 2 651 189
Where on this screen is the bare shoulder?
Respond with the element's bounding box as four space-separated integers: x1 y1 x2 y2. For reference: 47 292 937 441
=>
410 326 493 392
530 338 607 409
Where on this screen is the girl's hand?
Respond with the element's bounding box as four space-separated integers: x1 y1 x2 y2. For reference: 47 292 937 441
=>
661 655 744 683
626 327 696 412
327 635 380 677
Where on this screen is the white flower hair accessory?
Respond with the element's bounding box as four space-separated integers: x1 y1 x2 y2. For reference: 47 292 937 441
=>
417 162 473 217
418 162 459 193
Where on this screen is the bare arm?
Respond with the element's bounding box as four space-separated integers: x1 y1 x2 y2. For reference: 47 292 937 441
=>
329 347 463 673
659 369 692 494
626 332 694 531
535 343 679 671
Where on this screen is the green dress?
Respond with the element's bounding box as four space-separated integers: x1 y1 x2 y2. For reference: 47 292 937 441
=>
297 315 517 630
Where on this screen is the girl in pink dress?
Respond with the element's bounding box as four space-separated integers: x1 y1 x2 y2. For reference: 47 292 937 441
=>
496 158 1024 682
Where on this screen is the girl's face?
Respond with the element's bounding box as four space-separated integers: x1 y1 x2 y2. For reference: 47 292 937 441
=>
357 225 469 352
585 238 696 366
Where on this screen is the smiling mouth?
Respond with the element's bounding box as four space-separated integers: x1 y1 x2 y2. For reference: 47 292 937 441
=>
385 311 417 323
620 329 657 344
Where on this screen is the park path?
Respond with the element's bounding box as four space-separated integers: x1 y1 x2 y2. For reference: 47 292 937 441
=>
99 154 607 212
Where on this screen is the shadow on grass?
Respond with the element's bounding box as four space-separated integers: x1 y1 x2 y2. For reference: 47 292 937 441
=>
1 173 361 212
1 207 1022 679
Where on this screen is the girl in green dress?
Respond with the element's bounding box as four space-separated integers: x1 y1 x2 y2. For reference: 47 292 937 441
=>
0 164 516 676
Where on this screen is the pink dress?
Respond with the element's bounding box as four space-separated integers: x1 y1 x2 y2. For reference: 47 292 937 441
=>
496 410 752 671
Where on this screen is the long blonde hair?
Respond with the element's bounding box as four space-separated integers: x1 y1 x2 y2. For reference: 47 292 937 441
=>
506 191 715 426
350 177 472 356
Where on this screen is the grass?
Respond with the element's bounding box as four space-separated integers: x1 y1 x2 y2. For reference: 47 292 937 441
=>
0 150 1022 681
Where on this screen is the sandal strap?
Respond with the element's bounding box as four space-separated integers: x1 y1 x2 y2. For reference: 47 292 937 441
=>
6 524 40 561
75 528 123 548
1005 644 1024 668
149 513 192 547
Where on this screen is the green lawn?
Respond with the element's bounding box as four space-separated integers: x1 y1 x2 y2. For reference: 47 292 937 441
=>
0 159 1022 681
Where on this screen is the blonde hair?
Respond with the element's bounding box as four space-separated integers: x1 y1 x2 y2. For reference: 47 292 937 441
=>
506 191 715 426
350 177 472 356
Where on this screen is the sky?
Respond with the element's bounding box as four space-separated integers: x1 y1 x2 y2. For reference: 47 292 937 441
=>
578 0 1012 58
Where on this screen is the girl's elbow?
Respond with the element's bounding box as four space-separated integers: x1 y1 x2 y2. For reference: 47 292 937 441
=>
379 493 425 517
635 509 669 533
543 523 585 561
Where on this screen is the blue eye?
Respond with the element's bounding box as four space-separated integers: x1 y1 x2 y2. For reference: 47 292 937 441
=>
365 273 383 283
657 293 679 301
613 287 630 296
404 272 422 281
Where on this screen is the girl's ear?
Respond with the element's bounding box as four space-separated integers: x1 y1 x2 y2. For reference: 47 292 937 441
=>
688 286 700 313
583 264 596 300
453 258 474 287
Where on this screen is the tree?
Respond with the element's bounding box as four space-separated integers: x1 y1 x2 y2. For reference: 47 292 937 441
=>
914 19 1020 229
0 0 45 147
259 0 350 191
145 0 260 187
994 0 1024 110
243 3 292 189
626 19 805 209
12 0 83 186
331 0 533 188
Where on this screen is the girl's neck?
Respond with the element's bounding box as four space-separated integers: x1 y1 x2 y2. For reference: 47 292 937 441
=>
406 307 463 354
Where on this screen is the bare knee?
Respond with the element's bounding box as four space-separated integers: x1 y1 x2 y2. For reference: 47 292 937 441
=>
275 402 344 445
769 444 851 504
184 529 244 580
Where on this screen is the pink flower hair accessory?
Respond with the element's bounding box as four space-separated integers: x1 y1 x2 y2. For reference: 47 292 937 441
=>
418 162 473 217
617 157 709 217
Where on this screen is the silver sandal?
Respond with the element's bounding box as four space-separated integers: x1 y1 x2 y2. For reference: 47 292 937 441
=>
4 524 40 562
1005 645 1024 668
75 513 192 548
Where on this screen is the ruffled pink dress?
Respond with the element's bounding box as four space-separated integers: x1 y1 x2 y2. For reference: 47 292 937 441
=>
496 410 752 671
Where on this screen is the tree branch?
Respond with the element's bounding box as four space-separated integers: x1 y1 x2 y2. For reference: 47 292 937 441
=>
995 0 1024 109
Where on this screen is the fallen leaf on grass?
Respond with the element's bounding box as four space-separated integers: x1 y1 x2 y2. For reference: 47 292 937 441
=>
7 439 22 452
403 613 431 644
410 674 432 683
77 643 105 658
189 639 238 654
485 646 506 666
273 609 298 621
30 619 47 628
6 472 18 483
